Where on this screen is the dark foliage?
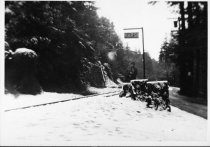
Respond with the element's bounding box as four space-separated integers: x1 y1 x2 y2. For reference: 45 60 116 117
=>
5 46 42 95
160 2 207 97
5 1 172 94
5 1 97 93
5 1 129 94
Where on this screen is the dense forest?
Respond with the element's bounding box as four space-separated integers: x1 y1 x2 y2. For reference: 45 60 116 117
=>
6 1 206 97
5 1 167 95
158 1 207 97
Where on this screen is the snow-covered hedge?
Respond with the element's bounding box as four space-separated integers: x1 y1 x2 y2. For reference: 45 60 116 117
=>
5 46 42 95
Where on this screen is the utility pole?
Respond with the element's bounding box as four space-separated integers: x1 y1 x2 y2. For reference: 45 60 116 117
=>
141 28 146 79
123 27 146 79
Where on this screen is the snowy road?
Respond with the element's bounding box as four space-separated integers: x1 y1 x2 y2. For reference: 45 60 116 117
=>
0 92 208 146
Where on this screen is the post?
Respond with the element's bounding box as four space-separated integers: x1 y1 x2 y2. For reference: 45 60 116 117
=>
123 27 146 79
141 28 146 79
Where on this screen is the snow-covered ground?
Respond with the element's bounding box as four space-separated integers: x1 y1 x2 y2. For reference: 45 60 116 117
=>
0 88 208 146
1 87 120 111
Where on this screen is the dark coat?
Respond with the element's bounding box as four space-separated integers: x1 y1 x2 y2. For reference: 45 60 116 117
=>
128 66 138 80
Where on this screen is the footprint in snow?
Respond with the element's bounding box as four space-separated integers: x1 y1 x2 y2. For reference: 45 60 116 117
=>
73 123 80 126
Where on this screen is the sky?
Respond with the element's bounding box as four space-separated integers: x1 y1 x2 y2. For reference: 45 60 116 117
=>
95 0 179 61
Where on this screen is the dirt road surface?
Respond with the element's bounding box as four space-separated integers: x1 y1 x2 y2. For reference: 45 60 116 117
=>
169 87 207 119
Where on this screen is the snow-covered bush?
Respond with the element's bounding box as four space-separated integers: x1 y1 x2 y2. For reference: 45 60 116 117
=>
5 46 42 95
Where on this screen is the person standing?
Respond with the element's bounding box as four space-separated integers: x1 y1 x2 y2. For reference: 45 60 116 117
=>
128 62 138 81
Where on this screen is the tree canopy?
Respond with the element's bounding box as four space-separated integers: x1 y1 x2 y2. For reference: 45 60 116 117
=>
159 2 207 96
5 1 168 94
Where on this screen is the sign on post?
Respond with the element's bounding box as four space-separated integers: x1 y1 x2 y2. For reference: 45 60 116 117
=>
124 32 139 38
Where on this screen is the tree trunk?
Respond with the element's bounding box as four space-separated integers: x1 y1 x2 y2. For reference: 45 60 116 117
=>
179 2 187 94
187 2 193 29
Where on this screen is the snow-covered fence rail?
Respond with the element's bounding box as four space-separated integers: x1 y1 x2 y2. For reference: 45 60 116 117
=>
119 79 171 111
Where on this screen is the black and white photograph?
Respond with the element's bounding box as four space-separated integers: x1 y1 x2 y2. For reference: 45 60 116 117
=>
0 0 209 146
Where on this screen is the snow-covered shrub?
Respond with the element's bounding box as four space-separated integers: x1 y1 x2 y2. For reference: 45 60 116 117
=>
5 46 42 95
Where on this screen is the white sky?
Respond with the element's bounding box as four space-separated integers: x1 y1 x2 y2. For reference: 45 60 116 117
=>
95 0 179 60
